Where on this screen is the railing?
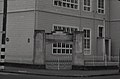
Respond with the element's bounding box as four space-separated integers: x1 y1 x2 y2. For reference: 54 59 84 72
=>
46 60 72 70
84 56 119 66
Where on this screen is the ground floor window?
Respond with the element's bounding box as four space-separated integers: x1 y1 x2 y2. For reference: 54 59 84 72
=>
83 28 91 55
52 43 72 55
52 24 79 55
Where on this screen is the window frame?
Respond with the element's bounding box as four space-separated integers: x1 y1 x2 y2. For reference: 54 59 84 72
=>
83 28 91 55
52 42 73 55
97 0 105 14
83 0 92 12
98 25 105 38
52 24 79 34
53 0 80 10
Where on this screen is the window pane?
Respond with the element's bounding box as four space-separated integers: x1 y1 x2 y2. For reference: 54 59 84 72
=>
54 26 57 31
87 39 90 48
67 28 70 33
54 1 58 5
84 30 87 37
66 44 69 48
62 43 65 48
53 43 57 47
63 2 67 7
70 44 72 48
58 49 61 53
67 0 70 2
71 0 74 3
75 0 78 3
53 49 57 53
66 49 69 54
70 49 72 54
58 1 62 6
67 3 70 8
58 43 61 47
63 0 66 1
75 5 78 9
62 49 65 53
63 27 66 32
84 39 87 48
87 30 90 37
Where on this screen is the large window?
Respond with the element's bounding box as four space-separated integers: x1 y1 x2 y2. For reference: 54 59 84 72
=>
53 43 73 55
97 0 105 14
52 24 79 55
83 28 91 55
83 0 92 12
53 0 79 10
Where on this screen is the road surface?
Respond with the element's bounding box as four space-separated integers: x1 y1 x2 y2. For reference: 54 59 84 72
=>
0 72 120 79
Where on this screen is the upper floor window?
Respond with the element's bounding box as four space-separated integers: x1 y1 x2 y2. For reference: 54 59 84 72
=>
53 24 79 34
83 0 92 12
53 0 79 10
97 0 105 14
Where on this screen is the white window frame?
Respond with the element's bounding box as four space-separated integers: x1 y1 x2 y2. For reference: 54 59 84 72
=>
52 42 73 55
52 24 79 33
98 25 105 38
53 0 79 10
83 0 92 12
52 24 79 55
83 28 91 55
97 0 105 14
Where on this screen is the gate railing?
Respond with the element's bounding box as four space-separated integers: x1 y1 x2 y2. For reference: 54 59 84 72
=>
84 56 119 66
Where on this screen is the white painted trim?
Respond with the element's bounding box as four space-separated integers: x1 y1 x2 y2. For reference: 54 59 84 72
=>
83 0 92 12
82 28 92 55
1 52 5 55
97 0 105 14
52 42 73 55
1 44 5 48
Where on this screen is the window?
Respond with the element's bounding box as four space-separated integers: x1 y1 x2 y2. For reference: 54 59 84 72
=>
53 43 73 54
83 0 92 12
98 25 104 37
83 28 91 55
53 0 79 10
97 0 105 14
52 24 79 55
53 24 79 34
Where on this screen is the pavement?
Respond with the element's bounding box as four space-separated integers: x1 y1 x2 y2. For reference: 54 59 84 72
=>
0 66 120 77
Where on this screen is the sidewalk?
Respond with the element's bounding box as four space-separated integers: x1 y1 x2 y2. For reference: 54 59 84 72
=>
0 66 119 77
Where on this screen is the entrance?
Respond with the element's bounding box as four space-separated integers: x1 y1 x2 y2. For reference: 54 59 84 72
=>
34 30 84 70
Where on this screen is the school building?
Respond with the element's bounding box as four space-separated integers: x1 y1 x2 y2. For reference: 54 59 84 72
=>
0 0 120 69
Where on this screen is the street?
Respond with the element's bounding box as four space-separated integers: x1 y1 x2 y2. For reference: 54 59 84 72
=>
0 72 120 79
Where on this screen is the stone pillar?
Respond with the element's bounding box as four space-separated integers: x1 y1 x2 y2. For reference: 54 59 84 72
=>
34 30 45 65
72 31 84 66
